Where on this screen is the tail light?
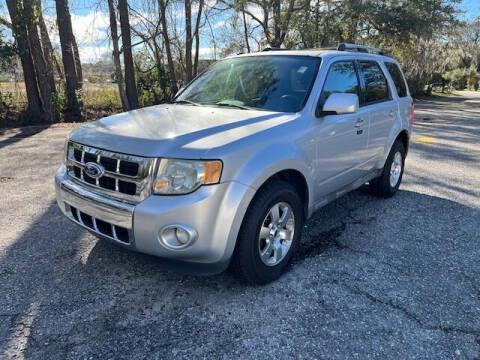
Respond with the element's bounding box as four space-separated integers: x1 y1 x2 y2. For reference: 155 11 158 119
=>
409 102 415 124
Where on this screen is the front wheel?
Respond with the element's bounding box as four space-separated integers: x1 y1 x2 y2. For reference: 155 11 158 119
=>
370 140 406 198
230 181 304 285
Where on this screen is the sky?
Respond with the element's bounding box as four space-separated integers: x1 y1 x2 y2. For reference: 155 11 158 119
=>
0 0 479 63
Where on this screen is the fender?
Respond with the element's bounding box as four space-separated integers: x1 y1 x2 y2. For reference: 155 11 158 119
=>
229 141 315 214
376 116 410 169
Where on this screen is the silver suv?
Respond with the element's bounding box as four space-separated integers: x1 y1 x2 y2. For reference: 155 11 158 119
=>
55 44 413 284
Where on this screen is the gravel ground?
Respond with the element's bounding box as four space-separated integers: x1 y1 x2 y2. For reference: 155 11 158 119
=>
1 92 479 359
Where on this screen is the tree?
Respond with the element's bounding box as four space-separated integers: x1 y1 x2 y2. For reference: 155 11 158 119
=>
158 0 178 94
107 0 129 110
5 0 43 116
240 3 250 52
55 0 83 119
238 0 300 48
118 0 139 109
38 11 63 81
193 0 205 77
24 0 57 122
0 28 15 71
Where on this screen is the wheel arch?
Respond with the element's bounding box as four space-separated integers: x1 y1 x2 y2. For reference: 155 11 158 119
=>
252 169 309 220
379 127 410 169
395 129 410 155
227 168 310 276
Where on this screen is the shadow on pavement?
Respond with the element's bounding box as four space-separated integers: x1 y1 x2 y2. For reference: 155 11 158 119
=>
1 188 479 358
0 126 49 150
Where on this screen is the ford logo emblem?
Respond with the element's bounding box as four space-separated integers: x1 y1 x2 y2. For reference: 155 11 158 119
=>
84 162 105 179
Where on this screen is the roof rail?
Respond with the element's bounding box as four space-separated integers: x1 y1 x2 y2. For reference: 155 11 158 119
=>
337 43 387 56
262 47 289 52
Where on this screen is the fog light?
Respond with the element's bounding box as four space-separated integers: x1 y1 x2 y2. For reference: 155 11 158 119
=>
159 224 198 249
175 227 189 244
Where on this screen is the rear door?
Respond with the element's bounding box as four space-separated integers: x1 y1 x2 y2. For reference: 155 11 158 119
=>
384 61 411 124
358 60 397 159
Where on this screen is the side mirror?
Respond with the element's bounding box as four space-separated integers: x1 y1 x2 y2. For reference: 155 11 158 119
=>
317 93 359 117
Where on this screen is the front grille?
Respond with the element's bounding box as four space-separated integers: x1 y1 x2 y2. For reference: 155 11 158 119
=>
66 142 155 202
68 204 131 244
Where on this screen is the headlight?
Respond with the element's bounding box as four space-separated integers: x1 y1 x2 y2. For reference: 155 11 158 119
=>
153 159 222 195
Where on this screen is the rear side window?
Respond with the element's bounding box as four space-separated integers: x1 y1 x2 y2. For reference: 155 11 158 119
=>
385 62 408 97
320 61 359 106
359 61 389 104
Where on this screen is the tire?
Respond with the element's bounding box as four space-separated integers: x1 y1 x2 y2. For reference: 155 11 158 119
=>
230 180 305 285
370 140 406 198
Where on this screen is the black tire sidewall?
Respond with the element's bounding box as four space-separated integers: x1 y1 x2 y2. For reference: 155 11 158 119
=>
381 141 406 196
238 182 304 284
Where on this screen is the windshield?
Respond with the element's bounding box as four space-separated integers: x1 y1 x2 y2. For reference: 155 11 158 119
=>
176 55 321 112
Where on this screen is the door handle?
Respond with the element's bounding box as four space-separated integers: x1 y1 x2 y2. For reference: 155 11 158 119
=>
355 118 364 128
389 110 395 117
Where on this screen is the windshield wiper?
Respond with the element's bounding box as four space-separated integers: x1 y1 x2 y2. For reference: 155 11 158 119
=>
212 101 251 110
170 99 200 106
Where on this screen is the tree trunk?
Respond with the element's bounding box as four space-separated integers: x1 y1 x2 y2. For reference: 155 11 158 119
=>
158 0 178 95
24 0 56 122
272 0 281 47
38 10 62 83
72 35 83 88
5 0 43 116
241 4 250 53
107 0 129 111
118 0 139 109
55 0 82 119
184 0 193 82
193 0 204 77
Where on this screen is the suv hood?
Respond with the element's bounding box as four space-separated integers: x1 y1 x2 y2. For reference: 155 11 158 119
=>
69 104 298 158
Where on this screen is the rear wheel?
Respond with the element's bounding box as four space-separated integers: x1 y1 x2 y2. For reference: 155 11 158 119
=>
231 181 304 285
370 140 406 198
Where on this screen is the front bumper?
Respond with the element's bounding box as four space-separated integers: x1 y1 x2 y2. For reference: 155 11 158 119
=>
55 165 256 274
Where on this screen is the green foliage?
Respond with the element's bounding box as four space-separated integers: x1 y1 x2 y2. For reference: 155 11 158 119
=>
468 68 480 90
135 51 176 107
443 68 468 90
0 29 16 72
442 66 480 91
84 75 111 84
0 90 13 111
52 85 67 114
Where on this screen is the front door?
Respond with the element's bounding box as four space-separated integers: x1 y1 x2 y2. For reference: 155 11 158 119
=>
311 60 370 200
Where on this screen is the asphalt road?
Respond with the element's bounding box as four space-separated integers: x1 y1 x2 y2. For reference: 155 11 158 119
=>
1 92 479 359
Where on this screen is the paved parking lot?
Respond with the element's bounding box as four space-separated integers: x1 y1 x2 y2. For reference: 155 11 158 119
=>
1 92 479 359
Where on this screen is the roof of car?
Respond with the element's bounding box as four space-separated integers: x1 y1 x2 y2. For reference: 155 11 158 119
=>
231 48 395 62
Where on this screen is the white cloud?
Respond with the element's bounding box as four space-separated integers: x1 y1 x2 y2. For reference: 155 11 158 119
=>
41 11 110 63
44 11 109 47
71 12 109 44
197 47 215 58
78 45 110 63
245 4 265 22
212 20 227 29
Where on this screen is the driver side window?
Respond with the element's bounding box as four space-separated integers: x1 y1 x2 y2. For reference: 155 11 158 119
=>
319 61 360 108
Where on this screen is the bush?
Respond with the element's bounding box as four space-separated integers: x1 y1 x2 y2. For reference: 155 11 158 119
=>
443 68 469 90
0 91 13 111
467 68 480 91
134 51 177 107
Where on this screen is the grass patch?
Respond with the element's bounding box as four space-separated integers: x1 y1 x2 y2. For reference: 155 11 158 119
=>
0 82 123 127
82 83 121 110
431 90 464 97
